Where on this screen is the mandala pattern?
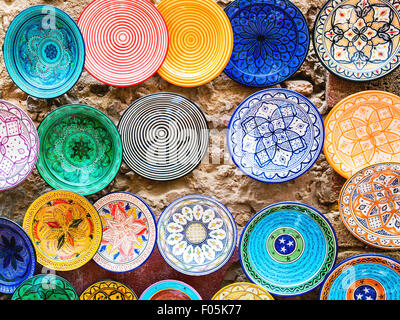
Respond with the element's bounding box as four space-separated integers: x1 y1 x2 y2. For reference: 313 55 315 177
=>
93 192 156 272
324 91 400 178
228 89 324 183
340 162 400 249
80 280 137 300
224 0 309 87
212 282 274 300
23 190 102 271
314 0 400 81
157 195 237 276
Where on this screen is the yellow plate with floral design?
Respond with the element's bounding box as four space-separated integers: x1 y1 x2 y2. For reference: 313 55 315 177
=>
212 282 274 300
324 90 400 178
156 0 233 87
80 280 137 300
23 190 102 271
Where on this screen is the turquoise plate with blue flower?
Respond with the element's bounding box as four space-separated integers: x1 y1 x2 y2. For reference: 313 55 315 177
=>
0 217 36 294
239 202 337 296
3 5 85 99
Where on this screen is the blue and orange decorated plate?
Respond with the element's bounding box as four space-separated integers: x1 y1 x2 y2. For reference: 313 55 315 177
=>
3 5 85 98
239 202 337 296
320 254 400 300
0 217 36 294
224 0 309 87
139 280 202 300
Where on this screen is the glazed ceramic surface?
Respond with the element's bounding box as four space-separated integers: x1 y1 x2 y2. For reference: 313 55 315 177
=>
0 218 36 294
37 104 122 195
118 93 209 181
139 280 202 300
11 274 78 300
314 0 400 81
78 0 168 87
80 280 137 300
240 202 337 296
324 91 400 179
93 192 156 272
157 195 237 276
23 190 102 271
156 0 233 87
3 5 85 98
212 282 274 300
227 88 324 183
320 254 400 300
340 162 400 249
0 100 39 191
224 0 309 87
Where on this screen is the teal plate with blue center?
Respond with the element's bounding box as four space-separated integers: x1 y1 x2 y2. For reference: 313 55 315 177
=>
3 5 85 99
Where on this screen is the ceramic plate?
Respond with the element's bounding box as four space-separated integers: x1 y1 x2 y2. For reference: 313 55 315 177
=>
118 93 209 181
156 0 233 87
37 104 122 195
23 190 102 271
12 274 78 300
212 282 274 300
320 254 400 300
240 202 337 296
339 162 400 249
224 0 309 87
324 91 400 179
80 280 138 300
93 192 156 272
3 5 85 99
78 0 168 87
139 280 202 300
157 195 237 276
227 88 324 183
0 100 39 191
314 0 400 81
0 217 36 294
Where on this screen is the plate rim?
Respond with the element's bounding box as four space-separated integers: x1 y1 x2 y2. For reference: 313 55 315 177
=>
139 279 202 300
79 278 138 300
211 281 274 300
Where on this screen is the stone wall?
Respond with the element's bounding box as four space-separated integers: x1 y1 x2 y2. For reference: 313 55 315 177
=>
1 0 399 300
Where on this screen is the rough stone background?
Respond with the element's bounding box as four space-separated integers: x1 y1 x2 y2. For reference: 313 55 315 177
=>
1 0 400 300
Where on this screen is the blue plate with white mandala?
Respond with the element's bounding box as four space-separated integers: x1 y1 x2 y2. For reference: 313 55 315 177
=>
224 0 309 87
3 5 85 99
157 195 237 276
227 88 324 183
0 217 36 294
240 202 338 296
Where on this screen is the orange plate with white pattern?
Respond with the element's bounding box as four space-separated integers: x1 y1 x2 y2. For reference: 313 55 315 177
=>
212 282 274 300
23 190 102 271
339 162 400 249
324 91 400 178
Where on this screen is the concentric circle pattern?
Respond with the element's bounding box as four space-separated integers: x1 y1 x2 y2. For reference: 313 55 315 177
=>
118 93 209 181
78 0 169 87
139 280 202 300
156 0 233 87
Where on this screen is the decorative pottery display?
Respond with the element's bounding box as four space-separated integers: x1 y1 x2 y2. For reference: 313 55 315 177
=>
314 0 400 81
36 104 122 195
0 217 36 294
324 90 400 179
227 88 324 183
0 100 39 191
78 0 168 87
156 0 233 87
339 162 400 249
240 202 337 296
157 195 237 276
3 5 85 99
320 254 400 300
80 280 138 300
11 274 78 300
212 282 274 300
118 93 209 181
139 280 202 300
224 0 309 87
23 190 102 271
92 192 157 272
